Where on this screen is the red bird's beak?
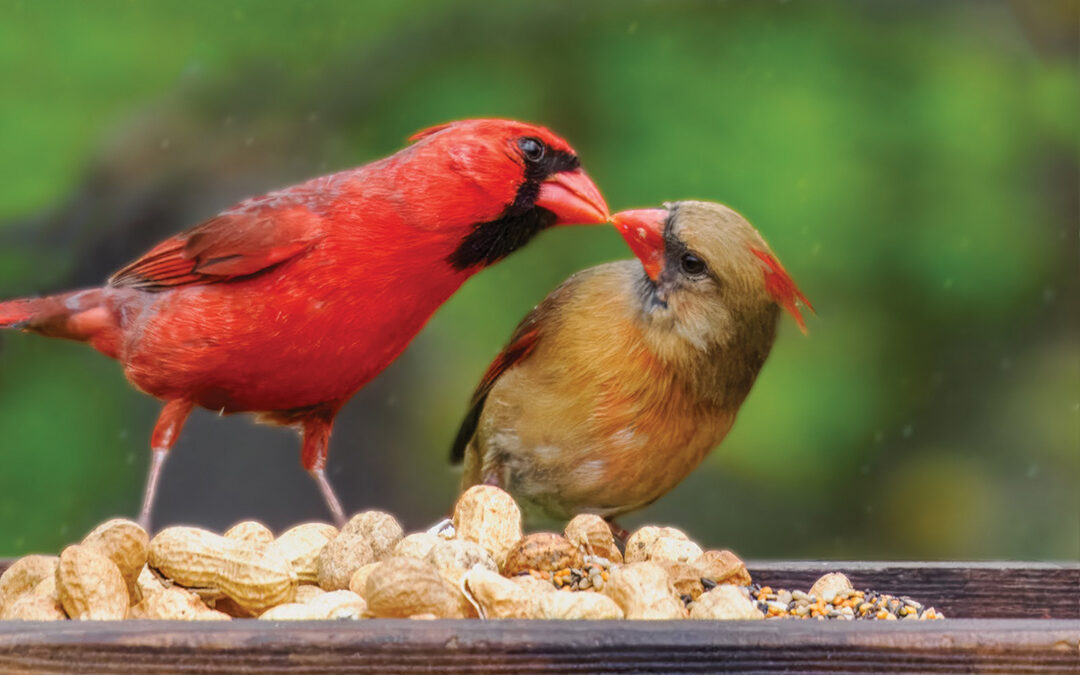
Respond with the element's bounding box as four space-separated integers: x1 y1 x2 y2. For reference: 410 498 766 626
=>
536 169 610 225
613 208 667 281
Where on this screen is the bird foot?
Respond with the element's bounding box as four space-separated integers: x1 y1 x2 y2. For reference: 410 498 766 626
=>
425 518 456 539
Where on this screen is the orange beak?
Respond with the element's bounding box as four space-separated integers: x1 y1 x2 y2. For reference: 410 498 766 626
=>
535 169 610 225
612 208 667 281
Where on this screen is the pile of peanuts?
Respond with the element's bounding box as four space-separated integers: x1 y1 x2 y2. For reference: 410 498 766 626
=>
0 485 907 621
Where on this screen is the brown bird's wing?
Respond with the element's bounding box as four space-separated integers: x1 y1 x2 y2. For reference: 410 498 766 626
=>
449 319 542 465
109 204 324 291
449 272 590 464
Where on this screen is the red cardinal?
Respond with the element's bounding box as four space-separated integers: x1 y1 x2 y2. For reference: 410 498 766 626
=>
0 118 609 528
452 201 811 532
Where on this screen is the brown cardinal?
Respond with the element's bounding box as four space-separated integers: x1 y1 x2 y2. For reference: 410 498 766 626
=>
451 200 811 529
0 118 609 528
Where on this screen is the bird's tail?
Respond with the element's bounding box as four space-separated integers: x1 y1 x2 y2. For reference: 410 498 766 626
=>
0 298 40 329
0 289 115 350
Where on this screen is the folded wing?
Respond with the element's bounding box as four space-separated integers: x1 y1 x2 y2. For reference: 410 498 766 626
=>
110 204 324 291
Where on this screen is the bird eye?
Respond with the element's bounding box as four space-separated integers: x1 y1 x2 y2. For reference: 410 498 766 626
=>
518 137 545 162
680 252 707 277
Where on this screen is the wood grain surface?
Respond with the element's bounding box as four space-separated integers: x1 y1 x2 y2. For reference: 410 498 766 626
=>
748 561 1079 619
0 618 1077 673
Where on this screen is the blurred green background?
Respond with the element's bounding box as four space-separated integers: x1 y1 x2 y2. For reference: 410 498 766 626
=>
0 0 1076 560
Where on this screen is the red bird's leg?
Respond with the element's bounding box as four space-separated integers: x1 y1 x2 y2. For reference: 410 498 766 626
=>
300 416 347 527
139 399 193 531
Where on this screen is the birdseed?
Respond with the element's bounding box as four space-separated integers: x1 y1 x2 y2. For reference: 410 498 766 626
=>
745 584 944 620
537 564 944 620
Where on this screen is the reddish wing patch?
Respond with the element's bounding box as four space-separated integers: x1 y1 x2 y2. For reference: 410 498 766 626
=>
110 238 204 289
110 208 323 291
751 248 814 334
476 326 541 400
449 272 585 464
449 325 542 464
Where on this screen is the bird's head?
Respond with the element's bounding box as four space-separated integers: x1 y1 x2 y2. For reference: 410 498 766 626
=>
406 119 609 271
613 201 813 354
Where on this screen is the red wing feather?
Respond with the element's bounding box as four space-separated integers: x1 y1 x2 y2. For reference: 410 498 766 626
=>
109 206 324 291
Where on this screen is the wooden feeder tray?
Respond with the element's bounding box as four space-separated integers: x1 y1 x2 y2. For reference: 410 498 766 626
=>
1 560 1077 673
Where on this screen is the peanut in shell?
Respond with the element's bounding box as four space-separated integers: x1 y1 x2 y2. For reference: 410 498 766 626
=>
511 574 557 595
435 565 480 619
452 485 522 569
148 526 296 615
135 564 169 599
347 562 382 598
340 511 403 561
424 539 497 574
316 531 375 591
462 567 534 619
0 593 67 621
392 532 441 560
269 522 338 583
294 584 327 603
690 584 763 620
534 590 624 619
223 521 275 548
643 537 703 564
128 586 231 620
259 590 366 620
654 560 705 600
602 561 685 619
57 544 129 620
502 533 584 577
0 555 59 614
623 526 690 563
692 550 751 586
364 557 464 618
564 514 622 564
81 518 148 601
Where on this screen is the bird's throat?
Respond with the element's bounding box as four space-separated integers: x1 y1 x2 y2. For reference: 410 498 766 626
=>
446 205 557 271
635 272 668 312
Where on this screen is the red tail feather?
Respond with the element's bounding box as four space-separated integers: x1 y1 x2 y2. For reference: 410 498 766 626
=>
751 248 813 334
0 298 40 328
0 290 112 346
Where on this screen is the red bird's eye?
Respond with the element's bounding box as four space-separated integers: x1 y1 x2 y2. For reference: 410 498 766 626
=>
518 137 545 162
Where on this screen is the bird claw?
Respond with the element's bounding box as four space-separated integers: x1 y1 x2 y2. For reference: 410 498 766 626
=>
425 518 456 539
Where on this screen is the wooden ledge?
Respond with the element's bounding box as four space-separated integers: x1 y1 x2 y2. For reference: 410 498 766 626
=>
0 618 1077 673
747 561 1079 619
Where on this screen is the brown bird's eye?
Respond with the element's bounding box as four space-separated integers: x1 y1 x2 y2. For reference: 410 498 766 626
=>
680 252 707 277
518 137 545 162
